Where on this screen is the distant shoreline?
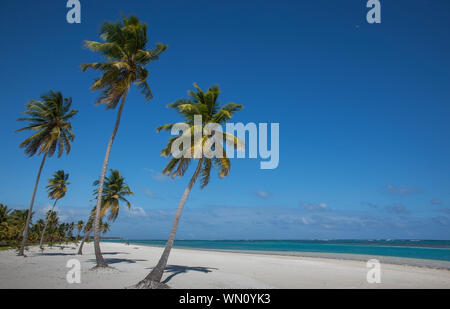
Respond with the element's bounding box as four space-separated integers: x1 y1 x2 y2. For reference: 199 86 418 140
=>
104 240 450 270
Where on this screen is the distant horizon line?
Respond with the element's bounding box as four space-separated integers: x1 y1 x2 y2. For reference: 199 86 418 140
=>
105 238 450 241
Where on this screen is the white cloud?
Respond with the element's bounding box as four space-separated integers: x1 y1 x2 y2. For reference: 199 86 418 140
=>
144 168 170 182
301 216 313 225
385 184 418 195
385 204 408 214
126 205 148 217
301 202 328 211
256 190 270 199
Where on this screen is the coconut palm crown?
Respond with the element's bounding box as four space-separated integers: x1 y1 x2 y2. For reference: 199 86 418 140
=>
81 14 168 107
157 83 244 188
93 169 134 222
16 91 77 158
46 170 70 201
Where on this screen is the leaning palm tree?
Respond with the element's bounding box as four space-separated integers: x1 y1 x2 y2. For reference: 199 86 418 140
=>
76 220 84 240
39 170 70 249
82 14 167 268
136 84 244 288
77 171 133 257
15 91 77 256
94 169 134 223
77 212 94 255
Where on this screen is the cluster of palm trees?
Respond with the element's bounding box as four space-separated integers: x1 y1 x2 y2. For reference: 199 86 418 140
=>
10 14 244 288
0 203 102 248
0 170 114 250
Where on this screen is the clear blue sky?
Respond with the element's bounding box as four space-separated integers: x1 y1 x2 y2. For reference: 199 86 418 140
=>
1 0 449 240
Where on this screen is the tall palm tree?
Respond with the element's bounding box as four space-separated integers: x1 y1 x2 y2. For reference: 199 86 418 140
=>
136 84 244 288
40 170 70 248
76 220 84 240
15 92 77 256
81 14 167 268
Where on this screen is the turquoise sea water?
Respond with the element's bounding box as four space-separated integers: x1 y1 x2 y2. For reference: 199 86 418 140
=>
106 239 450 262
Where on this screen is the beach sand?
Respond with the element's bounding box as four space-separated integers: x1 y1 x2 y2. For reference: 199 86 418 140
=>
0 242 449 289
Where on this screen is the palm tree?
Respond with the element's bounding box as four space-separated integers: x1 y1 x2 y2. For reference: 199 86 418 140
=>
136 84 244 288
76 220 84 240
15 91 77 256
77 212 94 255
29 219 45 243
101 221 110 235
0 204 11 224
81 14 167 268
67 222 75 242
94 169 133 222
39 170 70 249
8 209 31 244
43 210 58 245
0 204 12 242
77 171 133 256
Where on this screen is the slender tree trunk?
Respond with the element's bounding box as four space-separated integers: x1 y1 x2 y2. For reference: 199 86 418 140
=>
18 152 48 256
93 91 128 268
39 199 58 249
77 230 91 255
136 158 204 288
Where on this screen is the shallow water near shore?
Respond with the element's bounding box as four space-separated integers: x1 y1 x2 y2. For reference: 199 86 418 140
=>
106 239 450 262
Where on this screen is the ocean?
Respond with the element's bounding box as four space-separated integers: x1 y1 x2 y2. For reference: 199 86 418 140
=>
105 239 450 262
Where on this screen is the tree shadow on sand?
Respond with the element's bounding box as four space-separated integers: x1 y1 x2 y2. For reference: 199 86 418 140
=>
89 258 147 264
38 252 76 256
145 265 218 284
38 251 128 257
102 252 130 255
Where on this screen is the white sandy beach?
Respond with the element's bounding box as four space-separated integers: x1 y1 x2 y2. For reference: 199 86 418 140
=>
0 242 449 289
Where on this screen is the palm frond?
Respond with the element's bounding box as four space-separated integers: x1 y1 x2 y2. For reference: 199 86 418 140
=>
157 83 243 189
16 92 78 158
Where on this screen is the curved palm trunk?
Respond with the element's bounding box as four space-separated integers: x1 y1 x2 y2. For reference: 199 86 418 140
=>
93 92 128 268
136 159 203 288
39 199 58 249
18 152 48 256
77 230 91 255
